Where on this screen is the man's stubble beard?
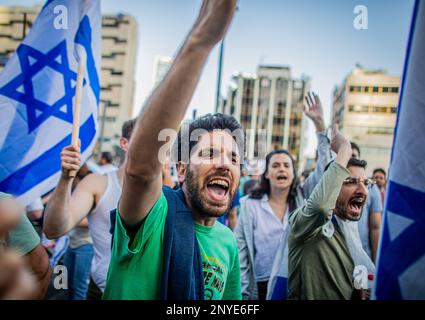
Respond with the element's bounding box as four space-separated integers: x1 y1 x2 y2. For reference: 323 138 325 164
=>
334 197 362 222
185 167 233 218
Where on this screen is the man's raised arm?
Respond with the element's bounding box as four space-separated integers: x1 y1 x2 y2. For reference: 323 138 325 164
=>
120 0 237 225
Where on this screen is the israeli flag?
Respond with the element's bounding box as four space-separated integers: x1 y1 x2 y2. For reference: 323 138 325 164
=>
0 0 101 205
374 0 425 300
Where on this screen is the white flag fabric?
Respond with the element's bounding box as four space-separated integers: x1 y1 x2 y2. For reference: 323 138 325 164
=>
374 0 425 299
0 0 101 205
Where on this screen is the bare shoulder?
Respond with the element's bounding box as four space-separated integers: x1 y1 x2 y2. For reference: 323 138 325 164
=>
74 172 108 199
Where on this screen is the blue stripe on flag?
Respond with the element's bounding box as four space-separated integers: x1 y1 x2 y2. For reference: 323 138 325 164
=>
0 115 96 195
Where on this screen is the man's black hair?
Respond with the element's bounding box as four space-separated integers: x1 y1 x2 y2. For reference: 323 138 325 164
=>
324 158 367 172
100 151 113 164
173 113 245 163
373 168 386 176
347 158 367 169
122 118 137 140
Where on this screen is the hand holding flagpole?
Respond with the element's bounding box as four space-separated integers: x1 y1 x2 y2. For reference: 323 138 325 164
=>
69 46 86 178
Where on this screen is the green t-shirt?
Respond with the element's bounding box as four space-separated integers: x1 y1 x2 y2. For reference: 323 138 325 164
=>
103 192 241 300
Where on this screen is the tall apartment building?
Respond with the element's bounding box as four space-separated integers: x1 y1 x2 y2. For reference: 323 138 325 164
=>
332 66 401 174
220 65 310 164
0 6 138 158
99 14 137 157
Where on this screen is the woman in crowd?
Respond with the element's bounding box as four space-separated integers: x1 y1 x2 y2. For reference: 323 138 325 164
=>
235 92 331 300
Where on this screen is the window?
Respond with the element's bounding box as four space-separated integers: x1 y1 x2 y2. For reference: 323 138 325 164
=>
373 86 379 93
352 105 368 113
391 87 399 93
383 87 389 93
261 78 270 87
391 107 397 114
366 128 394 135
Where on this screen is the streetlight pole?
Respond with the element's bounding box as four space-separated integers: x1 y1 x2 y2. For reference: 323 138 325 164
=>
215 39 225 113
214 5 239 113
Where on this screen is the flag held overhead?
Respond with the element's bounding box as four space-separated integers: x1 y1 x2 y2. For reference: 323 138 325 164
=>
0 0 101 205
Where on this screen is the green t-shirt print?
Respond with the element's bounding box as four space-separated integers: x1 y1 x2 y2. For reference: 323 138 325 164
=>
196 223 241 300
103 191 242 300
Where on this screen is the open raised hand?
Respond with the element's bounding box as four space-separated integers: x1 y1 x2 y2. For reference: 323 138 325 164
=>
304 91 325 132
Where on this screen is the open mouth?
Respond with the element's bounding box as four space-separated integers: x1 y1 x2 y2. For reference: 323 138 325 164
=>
276 175 288 182
206 178 230 202
348 196 366 214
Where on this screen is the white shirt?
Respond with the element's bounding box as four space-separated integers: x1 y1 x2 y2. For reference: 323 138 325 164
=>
248 194 289 282
87 170 121 291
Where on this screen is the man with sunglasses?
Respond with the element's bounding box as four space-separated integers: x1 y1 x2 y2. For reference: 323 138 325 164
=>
288 125 375 300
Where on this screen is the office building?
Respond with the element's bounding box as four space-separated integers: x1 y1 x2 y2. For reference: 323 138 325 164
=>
220 65 311 165
332 66 400 174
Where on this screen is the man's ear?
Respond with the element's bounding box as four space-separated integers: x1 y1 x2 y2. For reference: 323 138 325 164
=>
119 137 129 152
177 162 187 184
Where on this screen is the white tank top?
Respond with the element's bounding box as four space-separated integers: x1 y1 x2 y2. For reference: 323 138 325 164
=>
87 170 121 291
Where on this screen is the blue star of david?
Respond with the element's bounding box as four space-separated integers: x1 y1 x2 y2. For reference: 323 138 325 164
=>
0 40 85 133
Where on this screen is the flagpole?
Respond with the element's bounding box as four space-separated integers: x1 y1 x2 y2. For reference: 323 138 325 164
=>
69 49 87 178
215 39 224 113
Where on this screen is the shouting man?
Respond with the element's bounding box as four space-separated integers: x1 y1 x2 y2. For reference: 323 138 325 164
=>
288 126 375 300
103 0 240 300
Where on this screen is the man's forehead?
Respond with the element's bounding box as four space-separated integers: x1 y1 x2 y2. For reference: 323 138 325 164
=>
196 130 239 150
